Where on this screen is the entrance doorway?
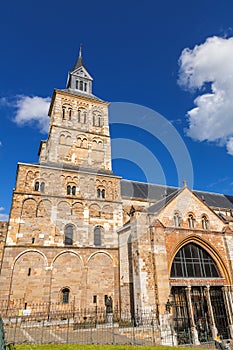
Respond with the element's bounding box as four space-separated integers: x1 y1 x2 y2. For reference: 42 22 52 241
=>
171 286 229 344
170 243 229 344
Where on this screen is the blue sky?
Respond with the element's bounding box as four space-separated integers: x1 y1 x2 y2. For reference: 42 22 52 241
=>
1 0 233 220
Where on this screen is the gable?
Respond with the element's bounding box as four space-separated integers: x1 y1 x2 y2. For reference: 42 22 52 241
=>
155 187 225 231
72 67 93 80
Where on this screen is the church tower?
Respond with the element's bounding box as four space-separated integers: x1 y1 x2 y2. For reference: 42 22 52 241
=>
39 47 112 171
0 50 122 309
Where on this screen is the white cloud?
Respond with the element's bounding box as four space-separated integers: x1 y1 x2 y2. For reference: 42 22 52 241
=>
0 207 8 222
13 96 51 134
178 36 233 155
0 214 8 222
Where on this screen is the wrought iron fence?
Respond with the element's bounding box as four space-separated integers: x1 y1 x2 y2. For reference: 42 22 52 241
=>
0 299 224 347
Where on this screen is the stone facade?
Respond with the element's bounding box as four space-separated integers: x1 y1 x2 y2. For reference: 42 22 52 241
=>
1 51 233 344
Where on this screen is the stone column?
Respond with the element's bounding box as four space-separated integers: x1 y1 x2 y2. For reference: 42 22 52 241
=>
204 285 218 339
222 286 233 338
185 286 200 345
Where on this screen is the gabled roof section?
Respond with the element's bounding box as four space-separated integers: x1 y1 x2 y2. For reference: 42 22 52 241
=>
147 189 181 214
120 179 233 211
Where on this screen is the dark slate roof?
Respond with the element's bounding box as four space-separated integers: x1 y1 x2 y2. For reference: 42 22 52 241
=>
121 179 233 210
64 88 103 102
72 53 86 71
194 190 233 209
147 190 180 214
120 180 177 201
38 162 115 176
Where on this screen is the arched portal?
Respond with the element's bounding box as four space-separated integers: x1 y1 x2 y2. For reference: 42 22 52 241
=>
170 243 229 344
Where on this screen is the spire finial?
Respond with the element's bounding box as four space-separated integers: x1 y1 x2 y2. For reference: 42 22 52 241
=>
183 180 187 188
79 43 82 58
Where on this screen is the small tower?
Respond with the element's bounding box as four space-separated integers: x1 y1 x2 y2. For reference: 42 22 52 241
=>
66 45 93 96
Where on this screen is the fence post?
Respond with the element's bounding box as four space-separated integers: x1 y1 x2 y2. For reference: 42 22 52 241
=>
66 317 70 344
90 319 93 344
13 316 18 345
112 314 115 344
132 317 135 345
41 319 45 344
152 319 155 346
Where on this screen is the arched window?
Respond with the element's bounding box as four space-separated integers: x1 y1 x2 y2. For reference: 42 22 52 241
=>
68 109 72 120
64 225 73 245
62 288 70 304
40 182 45 193
101 189 105 198
80 81 83 91
35 181 39 191
76 80 79 89
78 109 81 123
97 188 101 198
84 82 87 91
62 108 65 119
188 214 195 228
67 185 71 195
83 111 87 123
94 226 102 246
72 186 76 195
202 215 209 230
171 243 220 278
174 212 181 227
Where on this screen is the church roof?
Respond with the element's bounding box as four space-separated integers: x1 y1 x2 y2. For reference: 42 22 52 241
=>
64 88 104 102
121 179 233 210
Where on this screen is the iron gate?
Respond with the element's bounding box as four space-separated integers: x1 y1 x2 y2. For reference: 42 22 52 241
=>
172 287 191 344
172 286 229 344
210 287 229 339
191 287 211 342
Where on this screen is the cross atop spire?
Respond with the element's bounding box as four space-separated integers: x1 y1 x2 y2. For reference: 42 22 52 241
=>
79 43 82 58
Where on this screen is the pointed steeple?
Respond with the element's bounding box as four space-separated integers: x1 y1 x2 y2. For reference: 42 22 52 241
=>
66 46 93 94
71 44 86 71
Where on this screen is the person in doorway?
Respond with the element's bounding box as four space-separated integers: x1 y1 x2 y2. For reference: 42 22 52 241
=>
215 333 224 350
225 340 231 350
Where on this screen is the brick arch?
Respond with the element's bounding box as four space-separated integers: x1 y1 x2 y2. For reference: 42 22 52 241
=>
36 199 52 217
13 249 48 269
51 251 83 304
11 250 48 301
168 235 231 284
57 201 71 216
89 203 101 218
72 202 84 219
22 198 37 218
86 252 115 308
52 250 83 267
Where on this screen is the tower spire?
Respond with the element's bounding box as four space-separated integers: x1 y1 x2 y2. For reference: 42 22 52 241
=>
79 43 82 58
71 44 86 71
66 46 93 94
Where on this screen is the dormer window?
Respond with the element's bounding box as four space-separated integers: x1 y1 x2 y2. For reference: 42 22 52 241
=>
76 80 79 89
80 81 83 91
84 82 87 92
